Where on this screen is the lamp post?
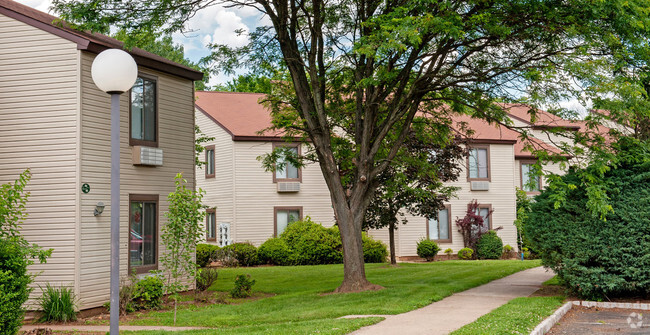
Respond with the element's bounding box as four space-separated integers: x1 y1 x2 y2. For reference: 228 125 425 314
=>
90 49 138 335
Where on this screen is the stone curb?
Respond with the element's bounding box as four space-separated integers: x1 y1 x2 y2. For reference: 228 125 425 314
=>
529 300 650 335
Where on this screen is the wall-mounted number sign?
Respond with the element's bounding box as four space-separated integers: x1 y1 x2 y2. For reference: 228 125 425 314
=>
82 183 90 194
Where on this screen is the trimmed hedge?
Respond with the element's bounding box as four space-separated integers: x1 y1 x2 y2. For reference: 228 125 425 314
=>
526 143 650 300
196 243 219 268
416 239 440 261
476 231 503 260
223 242 260 266
0 239 30 335
258 238 291 265
363 234 388 263
281 219 343 265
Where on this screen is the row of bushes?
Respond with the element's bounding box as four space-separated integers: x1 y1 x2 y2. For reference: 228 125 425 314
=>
416 231 507 261
197 218 388 267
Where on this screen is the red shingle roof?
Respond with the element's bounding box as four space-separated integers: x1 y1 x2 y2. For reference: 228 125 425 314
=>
196 91 565 157
502 103 581 130
0 0 203 81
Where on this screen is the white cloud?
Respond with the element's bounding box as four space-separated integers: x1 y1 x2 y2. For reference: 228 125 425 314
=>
15 0 52 13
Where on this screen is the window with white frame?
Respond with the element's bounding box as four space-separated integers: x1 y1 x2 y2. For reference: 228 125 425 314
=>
218 223 231 247
468 147 489 179
428 206 451 242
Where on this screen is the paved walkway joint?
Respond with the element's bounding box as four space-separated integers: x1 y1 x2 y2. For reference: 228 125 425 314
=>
347 266 555 335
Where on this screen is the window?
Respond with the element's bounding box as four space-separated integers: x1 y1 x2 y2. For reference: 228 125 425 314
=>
468 147 489 180
273 144 301 182
475 204 492 233
428 205 451 243
206 209 216 241
274 207 302 236
218 223 231 247
521 162 541 193
130 76 157 147
129 194 158 274
205 145 215 178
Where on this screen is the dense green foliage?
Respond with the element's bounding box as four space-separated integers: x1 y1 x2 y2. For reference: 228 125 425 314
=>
38 284 77 322
0 171 51 335
223 242 261 267
196 268 219 292
196 243 219 268
416 239 440 261
230 274 256 298
362 236 388 263
451 296 565 335
527 139 650 299
258 238 291 265
132 275 164 310
0 239 30 334
514 188 535 254
475 231 504 260
458 248 474 260
281 220 343 265
126 261 540 330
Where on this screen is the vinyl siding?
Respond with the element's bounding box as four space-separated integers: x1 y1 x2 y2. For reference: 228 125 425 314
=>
0 13 79 306
79 52 195 309
369 144 519 256
233 141 335 245
195 110 235 244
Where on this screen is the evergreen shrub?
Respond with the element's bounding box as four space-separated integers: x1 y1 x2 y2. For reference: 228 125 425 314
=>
475 231 503 259
526 140 650 299
416 239 440 261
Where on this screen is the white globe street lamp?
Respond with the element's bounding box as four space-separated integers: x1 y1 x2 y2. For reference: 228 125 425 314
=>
91 48 137 335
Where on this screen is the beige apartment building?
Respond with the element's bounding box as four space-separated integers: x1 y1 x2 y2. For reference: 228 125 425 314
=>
195 92 573 258
0 0 202 309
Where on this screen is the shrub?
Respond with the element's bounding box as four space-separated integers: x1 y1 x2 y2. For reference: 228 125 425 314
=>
223 242 260 267
502 244 514 259
362 234 388 263
196 268 219 291
0 239 31 334
458 248 474 260
258 238 291 265
280 219 343 265
526 141 650 299
132 275 163 310
416 239 440 261
476 231 503 260
444 248 453 259
196 244 219 268
38 284 77 323
230 274 255 298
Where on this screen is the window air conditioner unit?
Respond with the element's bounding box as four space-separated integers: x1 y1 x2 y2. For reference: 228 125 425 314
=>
277 182 300 193
470 181 490 191
132 146 163 166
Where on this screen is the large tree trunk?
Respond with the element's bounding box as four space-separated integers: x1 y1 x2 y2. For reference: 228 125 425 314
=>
333 202 383 293
389 221 397 265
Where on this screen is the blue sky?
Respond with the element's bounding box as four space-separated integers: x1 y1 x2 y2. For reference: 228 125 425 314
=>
16 0 266 86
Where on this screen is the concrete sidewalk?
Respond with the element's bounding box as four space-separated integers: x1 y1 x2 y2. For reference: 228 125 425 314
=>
347 266 554 335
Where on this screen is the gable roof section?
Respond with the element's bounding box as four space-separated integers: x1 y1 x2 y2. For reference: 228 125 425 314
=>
0 0 203 81
195 91 287 141
502 103 581 130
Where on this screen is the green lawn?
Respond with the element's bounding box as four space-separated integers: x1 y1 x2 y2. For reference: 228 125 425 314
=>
122 260 539 333
450 296 565 334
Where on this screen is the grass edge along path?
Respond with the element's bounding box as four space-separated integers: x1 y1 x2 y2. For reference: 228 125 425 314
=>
126 260 541 332
450 296 565 335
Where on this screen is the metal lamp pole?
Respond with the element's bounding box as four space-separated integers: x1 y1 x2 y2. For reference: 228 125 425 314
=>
91 49 138 335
